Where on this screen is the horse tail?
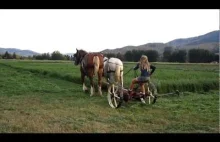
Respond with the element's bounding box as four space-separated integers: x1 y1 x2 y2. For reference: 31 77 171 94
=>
93 56 100 76
115 65 121 83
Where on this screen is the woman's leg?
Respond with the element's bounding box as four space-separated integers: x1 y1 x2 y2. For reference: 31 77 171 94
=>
129 78 138 90
141 84 145 94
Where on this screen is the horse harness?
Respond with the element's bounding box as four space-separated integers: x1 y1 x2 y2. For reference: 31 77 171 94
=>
104 58 123 74
80 53 104 76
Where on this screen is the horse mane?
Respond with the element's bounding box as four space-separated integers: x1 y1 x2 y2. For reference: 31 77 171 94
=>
78 49 88 56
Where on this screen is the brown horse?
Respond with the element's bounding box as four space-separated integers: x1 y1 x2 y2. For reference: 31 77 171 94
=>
73 48 104 96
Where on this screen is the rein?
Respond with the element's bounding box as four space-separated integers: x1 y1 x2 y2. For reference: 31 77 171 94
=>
123 67 133 76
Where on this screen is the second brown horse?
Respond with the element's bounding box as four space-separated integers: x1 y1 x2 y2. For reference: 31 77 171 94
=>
73 48 104 96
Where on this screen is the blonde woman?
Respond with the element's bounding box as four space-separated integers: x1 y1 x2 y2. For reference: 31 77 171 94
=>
129 55 156 95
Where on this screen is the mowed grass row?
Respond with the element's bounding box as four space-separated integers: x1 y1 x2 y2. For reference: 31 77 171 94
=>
0 60 82 84
0 60 218 93
0 63 219 133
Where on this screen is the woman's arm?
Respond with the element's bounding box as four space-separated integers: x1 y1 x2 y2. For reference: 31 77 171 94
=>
133 63 139 70
150 65 156 75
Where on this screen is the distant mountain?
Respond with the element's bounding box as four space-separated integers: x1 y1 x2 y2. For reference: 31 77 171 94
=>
101 43 167 55
0 48 40 57
166 30 219 47
100 30 219 54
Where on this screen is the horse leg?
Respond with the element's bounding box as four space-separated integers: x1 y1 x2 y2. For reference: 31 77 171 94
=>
121 71 124 89
81 73 88 92
98 70 103 97
141 84 145 94
111 83 114 93
108 84 112 96
113 83 118 94
89 76 94 96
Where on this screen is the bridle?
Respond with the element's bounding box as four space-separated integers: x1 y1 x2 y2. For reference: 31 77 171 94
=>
74 52 86 65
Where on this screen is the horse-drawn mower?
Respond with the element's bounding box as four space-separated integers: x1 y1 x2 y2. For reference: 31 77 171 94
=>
107 81 157 108
107 69 180 109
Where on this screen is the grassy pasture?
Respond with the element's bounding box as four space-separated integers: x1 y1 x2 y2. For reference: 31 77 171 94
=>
1 60 218 93
0 60 219 133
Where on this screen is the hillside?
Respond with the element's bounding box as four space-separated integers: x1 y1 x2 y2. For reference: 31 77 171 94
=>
101 43 167 55
166 30 219 47
0 47 40 57
101 30 219 54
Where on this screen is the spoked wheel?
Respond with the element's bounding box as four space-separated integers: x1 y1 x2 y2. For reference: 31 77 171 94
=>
144 83 158 104
144 92 157 104
107 92 123 108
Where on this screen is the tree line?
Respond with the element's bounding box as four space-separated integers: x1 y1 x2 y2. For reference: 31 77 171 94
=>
104 47 219 63
0 47 219 63
0 51 73 61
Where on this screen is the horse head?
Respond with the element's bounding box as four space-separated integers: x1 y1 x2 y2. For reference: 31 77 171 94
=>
73 48 88 65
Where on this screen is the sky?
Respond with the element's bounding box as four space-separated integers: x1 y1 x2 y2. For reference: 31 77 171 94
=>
0 9 219 54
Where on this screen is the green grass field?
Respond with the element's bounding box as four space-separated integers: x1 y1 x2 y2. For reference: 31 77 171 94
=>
0 60 219 133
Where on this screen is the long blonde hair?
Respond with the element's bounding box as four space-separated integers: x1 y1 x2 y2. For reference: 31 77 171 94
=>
139 55 150 72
